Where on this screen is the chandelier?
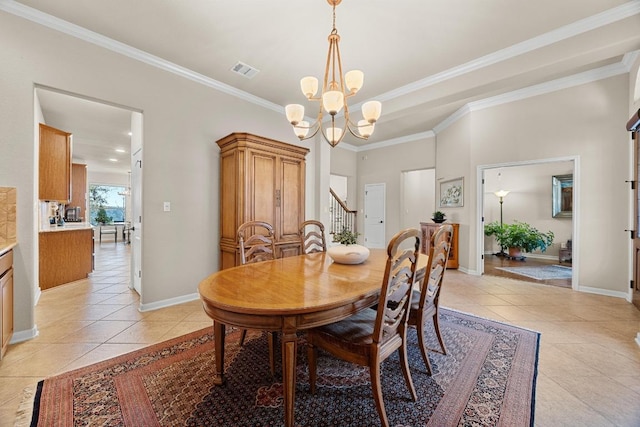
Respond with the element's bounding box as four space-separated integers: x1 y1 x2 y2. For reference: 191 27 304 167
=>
285 0 381 147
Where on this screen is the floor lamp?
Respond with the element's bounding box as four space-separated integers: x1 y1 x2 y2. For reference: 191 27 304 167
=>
493 190 510 257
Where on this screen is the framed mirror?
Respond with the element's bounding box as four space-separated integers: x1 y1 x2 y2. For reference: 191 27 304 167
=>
552 174 573 218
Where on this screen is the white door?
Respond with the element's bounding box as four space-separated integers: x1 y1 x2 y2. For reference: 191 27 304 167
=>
130 112 143 295
364 183 385 248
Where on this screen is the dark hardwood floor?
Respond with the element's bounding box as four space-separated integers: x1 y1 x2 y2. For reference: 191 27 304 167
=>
483 253 572 288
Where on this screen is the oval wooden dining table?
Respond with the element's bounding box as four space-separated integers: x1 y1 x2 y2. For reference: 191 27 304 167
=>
198 249 393 427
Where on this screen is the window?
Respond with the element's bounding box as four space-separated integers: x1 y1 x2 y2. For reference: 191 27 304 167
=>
89 184 126 225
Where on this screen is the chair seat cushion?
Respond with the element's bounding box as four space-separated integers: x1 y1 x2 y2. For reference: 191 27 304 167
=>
309 308 377 354
409 289 436 316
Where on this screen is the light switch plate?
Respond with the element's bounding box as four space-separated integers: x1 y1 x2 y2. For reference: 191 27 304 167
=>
163 201 171 212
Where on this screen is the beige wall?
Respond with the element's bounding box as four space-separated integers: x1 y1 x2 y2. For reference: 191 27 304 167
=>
356 137 437 245
436 115 473 271
330 146 358 210
483 162 574 258
439 75 630 294
0 12 316 338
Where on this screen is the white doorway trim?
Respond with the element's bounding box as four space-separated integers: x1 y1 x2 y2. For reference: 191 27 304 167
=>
476 155 580 290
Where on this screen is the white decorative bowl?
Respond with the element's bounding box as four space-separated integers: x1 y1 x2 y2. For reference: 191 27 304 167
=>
327 244 370 265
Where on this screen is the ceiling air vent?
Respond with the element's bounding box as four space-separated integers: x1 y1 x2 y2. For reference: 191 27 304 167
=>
231 61 260 79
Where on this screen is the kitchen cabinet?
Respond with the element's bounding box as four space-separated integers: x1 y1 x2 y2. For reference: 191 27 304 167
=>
0 248 13 360
68 163 87 220
216 132 309 269
39 123 72 202
420 222 459 269
39 227 93 289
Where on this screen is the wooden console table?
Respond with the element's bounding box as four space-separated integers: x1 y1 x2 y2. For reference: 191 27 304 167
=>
420 222 459 269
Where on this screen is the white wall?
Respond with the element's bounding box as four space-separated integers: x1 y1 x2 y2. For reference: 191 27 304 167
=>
0 11 319 338
88 171 128 187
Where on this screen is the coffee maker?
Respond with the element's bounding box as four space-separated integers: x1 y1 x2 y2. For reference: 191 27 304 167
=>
66 206 80 222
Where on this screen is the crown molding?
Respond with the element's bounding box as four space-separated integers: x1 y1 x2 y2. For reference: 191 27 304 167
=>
0 0 283 115
377 1 640 102
2 0 637 148
354 131 436 153
431 61 630 135
622 49 640 70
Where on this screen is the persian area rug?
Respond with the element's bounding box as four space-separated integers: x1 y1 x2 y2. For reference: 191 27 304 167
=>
496 264 572 280
26 308 539 427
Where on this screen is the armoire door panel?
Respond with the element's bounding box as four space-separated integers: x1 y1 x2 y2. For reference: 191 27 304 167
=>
280 159 305 240
251 153 277 226
220 152 240 242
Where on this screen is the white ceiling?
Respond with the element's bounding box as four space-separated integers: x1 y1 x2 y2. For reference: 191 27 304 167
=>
16 0 640 174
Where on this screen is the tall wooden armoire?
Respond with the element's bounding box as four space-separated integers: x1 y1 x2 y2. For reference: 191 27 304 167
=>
217 133 309 269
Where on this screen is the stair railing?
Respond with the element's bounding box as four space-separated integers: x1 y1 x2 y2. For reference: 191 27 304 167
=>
329 188 357 237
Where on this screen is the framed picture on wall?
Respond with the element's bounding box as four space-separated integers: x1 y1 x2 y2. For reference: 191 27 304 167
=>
439 177 464 208
552 174 572 217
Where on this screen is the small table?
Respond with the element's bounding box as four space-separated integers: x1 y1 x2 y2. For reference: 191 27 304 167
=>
559 247 572 263
198 250 390 427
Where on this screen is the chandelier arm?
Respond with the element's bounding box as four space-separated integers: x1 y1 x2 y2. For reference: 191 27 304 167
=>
345 121 369 140
323 35 335 95
334 33 347 101
298 124 322 141
320 125 348 147
320 115 347 147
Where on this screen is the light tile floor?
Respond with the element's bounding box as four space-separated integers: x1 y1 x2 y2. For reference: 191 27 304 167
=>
1 243 639 426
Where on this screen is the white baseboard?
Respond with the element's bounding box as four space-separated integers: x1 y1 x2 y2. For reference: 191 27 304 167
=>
138 292 200 312
457 266 480 275
577 285 628 299
10 326 39 344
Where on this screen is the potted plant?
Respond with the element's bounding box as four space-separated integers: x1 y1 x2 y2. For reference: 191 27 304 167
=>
95 207 112 225
484 220 554 259
328 227 369 264
432 211 446 223
332 227 359 245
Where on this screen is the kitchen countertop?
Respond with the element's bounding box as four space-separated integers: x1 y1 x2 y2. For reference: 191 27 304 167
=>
0 241 17 256
40 222 94 233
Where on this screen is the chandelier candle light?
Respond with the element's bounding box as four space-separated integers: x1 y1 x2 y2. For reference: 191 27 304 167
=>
285 0 382 147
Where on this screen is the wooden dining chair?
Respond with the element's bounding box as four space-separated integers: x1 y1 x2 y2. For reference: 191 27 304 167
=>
306 228 421 427
238 220 277 265
299 220 327 254
408 224 453 375
237 220 278 375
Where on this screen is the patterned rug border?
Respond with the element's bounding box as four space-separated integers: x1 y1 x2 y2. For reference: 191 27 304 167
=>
25 308 540 427
496 264 572 280
438 308 540 427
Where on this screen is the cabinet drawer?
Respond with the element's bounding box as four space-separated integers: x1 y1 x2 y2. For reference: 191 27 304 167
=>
0 250 12 278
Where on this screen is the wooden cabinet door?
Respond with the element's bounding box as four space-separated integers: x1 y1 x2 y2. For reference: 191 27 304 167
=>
69 163 87 219
249 149 277 228
278 156 306 244
39 123 71 202
632 131 640 310
0 249 12 359
1 268 12 358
